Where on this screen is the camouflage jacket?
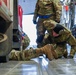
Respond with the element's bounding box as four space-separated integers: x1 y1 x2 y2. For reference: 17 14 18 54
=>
54 28 71 44
33 0 62 22
43 20 72 44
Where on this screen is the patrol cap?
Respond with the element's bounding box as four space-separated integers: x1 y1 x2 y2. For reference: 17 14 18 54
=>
53 24 64 34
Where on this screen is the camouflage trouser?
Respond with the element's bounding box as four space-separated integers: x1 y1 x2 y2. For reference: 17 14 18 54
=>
53 34 76 58
36 16 56 47
36 18 46 47
53 44 68 58
9 49 39 61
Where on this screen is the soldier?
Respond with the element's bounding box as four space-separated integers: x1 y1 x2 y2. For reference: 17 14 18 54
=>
9 44 56 61
43 19 76 58
33 0 62 48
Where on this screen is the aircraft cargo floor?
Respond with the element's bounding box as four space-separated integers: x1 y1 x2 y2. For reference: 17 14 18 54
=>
0 56 76 75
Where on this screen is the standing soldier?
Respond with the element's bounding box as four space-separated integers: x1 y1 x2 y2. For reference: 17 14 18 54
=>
33 0 62 48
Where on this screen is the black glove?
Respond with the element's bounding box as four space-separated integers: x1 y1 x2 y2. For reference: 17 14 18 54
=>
55 20 60 23
36 35 44 43
33 20 37 24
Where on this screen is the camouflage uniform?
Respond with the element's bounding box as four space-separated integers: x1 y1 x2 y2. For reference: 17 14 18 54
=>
33 0 62 47
43 20 76 58
9 49 39 61
22 32 30 50
9 44 55 61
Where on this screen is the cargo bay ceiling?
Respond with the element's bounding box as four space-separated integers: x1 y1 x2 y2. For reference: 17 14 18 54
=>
18 0 37 15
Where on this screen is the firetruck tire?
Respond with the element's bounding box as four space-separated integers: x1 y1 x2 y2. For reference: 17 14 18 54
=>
0 33 9 62
0 33 8 55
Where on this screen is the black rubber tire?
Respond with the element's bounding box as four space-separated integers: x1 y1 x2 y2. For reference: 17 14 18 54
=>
0 33 8 56
0 33 9 62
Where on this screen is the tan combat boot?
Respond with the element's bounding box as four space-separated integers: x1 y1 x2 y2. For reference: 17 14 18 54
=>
36 44 54 60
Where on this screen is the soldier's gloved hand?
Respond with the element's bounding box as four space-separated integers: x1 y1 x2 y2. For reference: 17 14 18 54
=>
55 20 60 23
33 20 37 24
55 17 60 23
33 14 38 24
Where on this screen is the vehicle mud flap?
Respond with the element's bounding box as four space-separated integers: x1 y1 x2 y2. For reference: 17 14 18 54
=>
0 33 9 63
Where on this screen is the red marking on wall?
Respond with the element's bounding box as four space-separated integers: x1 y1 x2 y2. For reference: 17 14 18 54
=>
0 1 2 6
3 0 7 6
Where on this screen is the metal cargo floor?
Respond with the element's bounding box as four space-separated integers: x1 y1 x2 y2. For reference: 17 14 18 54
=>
0 56 76 75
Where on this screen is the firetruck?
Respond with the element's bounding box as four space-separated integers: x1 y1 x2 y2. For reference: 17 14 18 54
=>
0 0 23 62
